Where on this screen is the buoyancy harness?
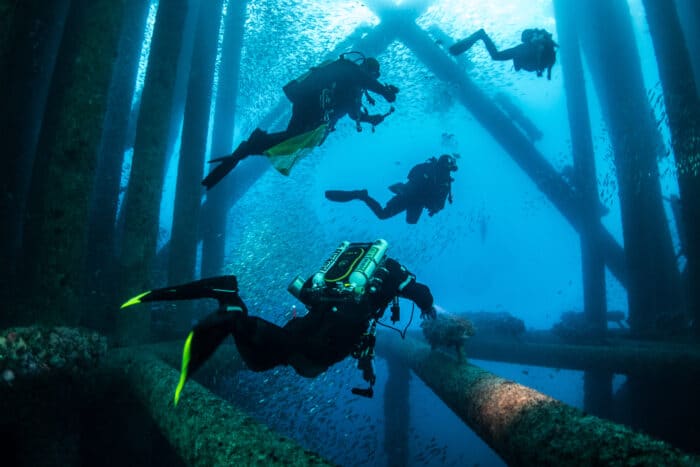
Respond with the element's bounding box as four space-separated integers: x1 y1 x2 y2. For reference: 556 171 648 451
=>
287 239 390 397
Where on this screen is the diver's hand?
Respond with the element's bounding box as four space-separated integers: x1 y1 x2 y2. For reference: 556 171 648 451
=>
366 114 385 126
383 84 399 103
421 306 437 320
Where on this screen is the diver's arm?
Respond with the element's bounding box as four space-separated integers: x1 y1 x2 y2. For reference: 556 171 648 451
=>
385 258 435 318
402 280 436 319
344 63 398 102
358 110 385 126
426 190 448 216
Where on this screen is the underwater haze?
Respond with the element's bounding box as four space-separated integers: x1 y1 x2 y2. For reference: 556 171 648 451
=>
3 0 700 465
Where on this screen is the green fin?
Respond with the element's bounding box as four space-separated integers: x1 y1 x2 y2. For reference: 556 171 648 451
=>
174 331 194 406
264 124 328 175
120 291 151 309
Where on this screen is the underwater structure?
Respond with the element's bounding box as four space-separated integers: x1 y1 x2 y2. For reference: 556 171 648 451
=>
2 0 700 465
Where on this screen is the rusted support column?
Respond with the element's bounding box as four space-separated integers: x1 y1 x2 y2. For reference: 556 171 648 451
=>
0 1 70 317
376 334 697 466
103 347 333 466
118 0 195 345
201 0 248 278
578 0 680 336
553 0 607 337
383 354 410 466
21 0 129 327
642 0 700 338
392 20 628 287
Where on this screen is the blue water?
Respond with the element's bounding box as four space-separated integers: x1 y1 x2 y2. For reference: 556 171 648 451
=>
148 0 685 465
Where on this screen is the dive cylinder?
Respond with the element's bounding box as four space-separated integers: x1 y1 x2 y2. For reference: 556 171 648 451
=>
287 275 306 299
312 241 350 288
348 239 388 296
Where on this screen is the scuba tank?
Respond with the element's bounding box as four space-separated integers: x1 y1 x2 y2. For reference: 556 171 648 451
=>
287 239 389 306
348 239 388 297
282 51 371 104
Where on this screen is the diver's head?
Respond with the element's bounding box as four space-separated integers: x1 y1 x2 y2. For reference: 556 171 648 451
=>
361 57 381 79
438 154 458 172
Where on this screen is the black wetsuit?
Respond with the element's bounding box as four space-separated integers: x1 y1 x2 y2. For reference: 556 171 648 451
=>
201 58 397 189
450 29 556 80
327 159 454 224
231 257 433 377
283 58 394 134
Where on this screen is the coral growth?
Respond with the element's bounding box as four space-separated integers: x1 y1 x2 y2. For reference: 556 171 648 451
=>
0 326 107 382
421 314 475 361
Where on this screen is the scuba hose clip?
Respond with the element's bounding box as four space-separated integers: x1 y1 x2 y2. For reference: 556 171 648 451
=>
390 297 400 323
351 320 377 398
320 84 336 124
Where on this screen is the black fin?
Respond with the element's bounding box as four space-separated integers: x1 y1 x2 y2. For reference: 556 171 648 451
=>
123 276 244 310
325 190 367 202
174 310 238 405
202 156 240 190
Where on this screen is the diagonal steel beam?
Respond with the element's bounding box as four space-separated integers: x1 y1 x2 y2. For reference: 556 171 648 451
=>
389 19 627 286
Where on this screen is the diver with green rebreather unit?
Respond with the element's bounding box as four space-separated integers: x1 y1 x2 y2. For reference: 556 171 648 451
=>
121 239 437 403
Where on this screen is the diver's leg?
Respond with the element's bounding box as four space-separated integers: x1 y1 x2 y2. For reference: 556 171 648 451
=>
405 204 423 224
451 28 518 62
231 315 295 372
172 310 296 404
325 189 368 202
202 128 279 190
173 309 240 404
450 28 486 56
479 33 518 61
281 313 333 377
363 194 409 220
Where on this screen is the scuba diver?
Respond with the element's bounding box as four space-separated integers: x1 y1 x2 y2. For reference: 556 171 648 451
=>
325 154 458 224
202 52 400 190
121 239 437 404
449 28 557 80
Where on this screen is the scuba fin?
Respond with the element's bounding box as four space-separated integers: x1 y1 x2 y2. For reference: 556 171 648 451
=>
201 154 241 190
174 310 238 405
120 275 243 311
324 189 368 202
263 124 328 176
120 275 245 405
449 29 484 56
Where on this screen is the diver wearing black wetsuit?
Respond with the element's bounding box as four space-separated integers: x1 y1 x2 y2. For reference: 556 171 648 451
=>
450 28 557 80
121 240 436 403
202 55 399 189
325 154 458 224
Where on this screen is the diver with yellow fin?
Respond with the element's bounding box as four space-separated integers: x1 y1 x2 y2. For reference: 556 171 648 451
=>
121 239 436 404
202 52 399 189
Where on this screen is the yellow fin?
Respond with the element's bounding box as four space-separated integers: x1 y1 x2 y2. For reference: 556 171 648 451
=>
120 291 151 309
174 331 194 406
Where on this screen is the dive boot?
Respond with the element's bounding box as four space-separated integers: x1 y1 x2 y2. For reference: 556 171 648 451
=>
202 129 269 190
202 152 243 190
120 275 247 405
120 275 243 310
449 29 485 56
325 189 369 202
173 309 242 405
